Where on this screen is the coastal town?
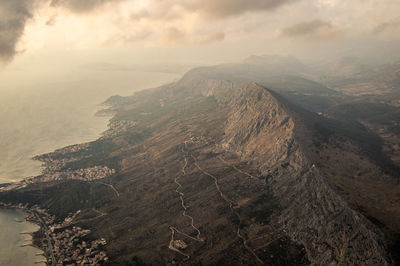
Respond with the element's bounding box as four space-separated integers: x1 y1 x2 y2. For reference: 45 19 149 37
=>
101 120 137 139
0 120 127 264
0 165 116 192
0 139 116 193
0 202 109 265
27 165 116 184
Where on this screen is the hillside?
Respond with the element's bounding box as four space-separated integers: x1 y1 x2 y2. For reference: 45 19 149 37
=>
2 63 400 265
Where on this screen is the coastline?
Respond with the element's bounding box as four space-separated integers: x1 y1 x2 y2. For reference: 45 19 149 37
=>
0 205 47 265
0 70 179 185
0 202 109 265
0 207 46 265
0 71 181 265
0 100 120 265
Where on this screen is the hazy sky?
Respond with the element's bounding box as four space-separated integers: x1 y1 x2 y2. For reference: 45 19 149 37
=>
1 0 400 71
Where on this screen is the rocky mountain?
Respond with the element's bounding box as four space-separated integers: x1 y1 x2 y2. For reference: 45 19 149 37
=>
1 58 400 265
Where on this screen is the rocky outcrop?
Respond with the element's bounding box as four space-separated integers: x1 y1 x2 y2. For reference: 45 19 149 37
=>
185 77 392 265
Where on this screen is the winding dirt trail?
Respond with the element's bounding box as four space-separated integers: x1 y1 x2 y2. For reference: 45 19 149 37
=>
217 156 257 180
92 208 107 217
174 156 204 241
170 226 202 242
168 146 204 259
75 208 107 223
94 181 120 197
168 227 190 259
168 137 263 263
192 155 264 265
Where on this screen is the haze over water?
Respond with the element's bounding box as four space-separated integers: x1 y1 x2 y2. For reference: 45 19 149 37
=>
0 68 179 265
0 68 179 183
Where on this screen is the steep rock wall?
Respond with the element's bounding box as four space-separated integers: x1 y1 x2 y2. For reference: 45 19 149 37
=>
193 79 391 265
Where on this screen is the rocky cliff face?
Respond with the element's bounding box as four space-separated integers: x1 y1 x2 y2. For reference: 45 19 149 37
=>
187 78 391 265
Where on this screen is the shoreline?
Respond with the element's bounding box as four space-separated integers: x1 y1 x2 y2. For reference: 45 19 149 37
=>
0 71 181 265
0 207 47 265
0 203 109 265
0 102 113 187
0 102 118 265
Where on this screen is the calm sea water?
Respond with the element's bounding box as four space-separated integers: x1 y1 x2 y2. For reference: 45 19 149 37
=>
0 70 179 182
0 69 179 265
0 209 45 266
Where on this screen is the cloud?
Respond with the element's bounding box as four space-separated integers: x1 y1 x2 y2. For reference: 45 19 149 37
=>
130 9 151 21
130 0 300 21
49 0 124 13
46 15 57 26
200 32 225 43
0 0 37 62
0 0 125 63
182 0 300 19
124 0 300 46
372 18 400 35
104 30 153 45
161 27 185 45
280 19 342 40
0 0 303 63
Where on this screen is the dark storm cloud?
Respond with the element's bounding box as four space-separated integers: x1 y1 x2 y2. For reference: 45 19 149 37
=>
280 19 342 40
0 0 36 62
0 0 124 63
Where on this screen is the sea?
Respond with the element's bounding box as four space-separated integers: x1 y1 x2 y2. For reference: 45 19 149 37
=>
0 209 45 266
0 68 179 265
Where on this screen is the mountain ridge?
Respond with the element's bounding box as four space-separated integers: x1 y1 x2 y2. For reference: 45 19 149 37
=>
0 60 399 265
175 78 392 264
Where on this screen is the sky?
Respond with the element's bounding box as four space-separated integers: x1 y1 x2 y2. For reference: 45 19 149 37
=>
1 0 400 72
0 0 399 182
